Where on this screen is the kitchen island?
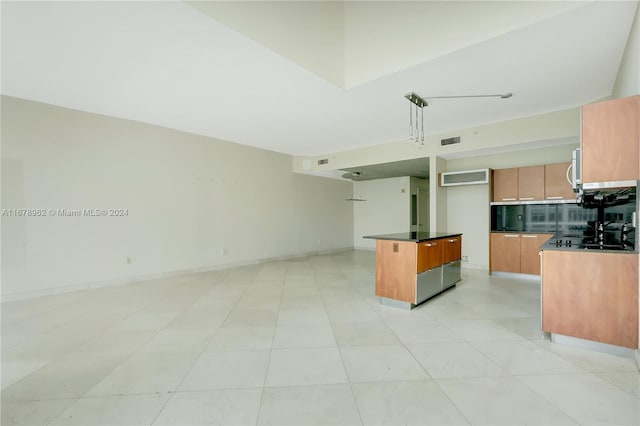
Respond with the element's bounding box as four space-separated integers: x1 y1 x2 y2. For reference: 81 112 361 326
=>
363 232 462 309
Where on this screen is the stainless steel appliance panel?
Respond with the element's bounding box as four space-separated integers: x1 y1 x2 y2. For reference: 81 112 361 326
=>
416 267 442 304
443 260 461 289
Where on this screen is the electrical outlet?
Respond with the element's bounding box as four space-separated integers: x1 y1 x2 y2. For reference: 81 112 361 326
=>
462 255 469 262
126 257 132 264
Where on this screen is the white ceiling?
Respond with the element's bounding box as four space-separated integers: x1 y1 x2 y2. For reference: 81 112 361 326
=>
1 1 637 156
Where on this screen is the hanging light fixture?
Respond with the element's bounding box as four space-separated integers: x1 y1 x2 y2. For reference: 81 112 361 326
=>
405 92 427 147
404 92 513 146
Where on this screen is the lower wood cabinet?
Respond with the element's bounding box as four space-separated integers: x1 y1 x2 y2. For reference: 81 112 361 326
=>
490 233 553 275
541 250 638 349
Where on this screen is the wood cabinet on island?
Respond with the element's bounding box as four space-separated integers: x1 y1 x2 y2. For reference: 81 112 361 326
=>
363 232 462 310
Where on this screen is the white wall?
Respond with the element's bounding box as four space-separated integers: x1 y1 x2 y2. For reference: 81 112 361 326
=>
445 143 578 270
613 2 640 98
353 177 410 250
1 96 354 299
446 183 490 270
410 177 429 232
430 156 448 232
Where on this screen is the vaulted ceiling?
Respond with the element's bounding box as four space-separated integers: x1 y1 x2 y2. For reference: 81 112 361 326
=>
2 1 637 156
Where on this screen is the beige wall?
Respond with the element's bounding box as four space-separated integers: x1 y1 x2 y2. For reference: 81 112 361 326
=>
1 96 353 299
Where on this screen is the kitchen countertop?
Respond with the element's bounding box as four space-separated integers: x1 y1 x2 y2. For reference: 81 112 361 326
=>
491 230 555 234
363 231 462 243
541 232 637 254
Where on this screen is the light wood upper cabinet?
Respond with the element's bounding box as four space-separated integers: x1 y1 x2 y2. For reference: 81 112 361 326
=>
581 95 639 184
493 168 518 201
517 166 545 201
544 163 574 200
493 166 545 202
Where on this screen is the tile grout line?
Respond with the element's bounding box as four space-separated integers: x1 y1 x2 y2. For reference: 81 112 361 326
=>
7 289 186 416
253 264 288 426
146 272 250 426
321 265 367 426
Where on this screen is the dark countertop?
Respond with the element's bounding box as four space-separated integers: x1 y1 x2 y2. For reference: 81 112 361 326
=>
363 232 462 243
491 230 555 234
541 232 637 254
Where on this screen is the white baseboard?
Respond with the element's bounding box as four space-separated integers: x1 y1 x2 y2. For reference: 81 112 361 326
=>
2 246 354 302
461 263 488 271
353 245 375 251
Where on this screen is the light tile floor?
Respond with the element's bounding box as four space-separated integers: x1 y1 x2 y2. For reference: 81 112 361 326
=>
2 250 639 425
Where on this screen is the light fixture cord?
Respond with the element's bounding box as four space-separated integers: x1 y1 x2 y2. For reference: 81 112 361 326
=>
409 102 414 141
414 102 419 143
420 105 424 143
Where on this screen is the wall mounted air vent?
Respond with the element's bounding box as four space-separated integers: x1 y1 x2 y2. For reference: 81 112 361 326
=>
317 159 329 165
441 136 461 146
440 169 489 187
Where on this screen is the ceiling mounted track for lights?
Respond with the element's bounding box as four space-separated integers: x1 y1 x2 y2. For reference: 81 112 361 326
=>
404 91 513 147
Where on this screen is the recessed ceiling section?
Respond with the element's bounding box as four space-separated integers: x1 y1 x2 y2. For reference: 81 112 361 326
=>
342 0 590 88
341 158 430 181
187 1 345 88
189 1 592 89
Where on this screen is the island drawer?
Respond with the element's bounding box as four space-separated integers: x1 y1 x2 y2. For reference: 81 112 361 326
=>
443 236 462 264
417 240 443 273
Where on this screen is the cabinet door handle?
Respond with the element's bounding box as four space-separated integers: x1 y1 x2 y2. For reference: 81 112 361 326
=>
425 243 437 247
501 198 516 201
522 235 538 238
519 197 534 200
504 234 520 238
546 196 562 200
448 239 458 243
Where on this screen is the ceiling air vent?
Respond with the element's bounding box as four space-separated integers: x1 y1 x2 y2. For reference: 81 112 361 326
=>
317 159 329 165
441 136 461 146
